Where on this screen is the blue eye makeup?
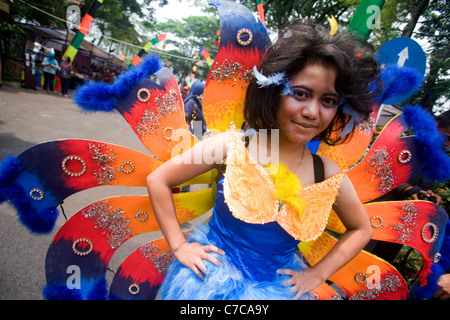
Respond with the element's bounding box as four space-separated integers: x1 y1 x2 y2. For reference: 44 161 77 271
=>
282 84 340 109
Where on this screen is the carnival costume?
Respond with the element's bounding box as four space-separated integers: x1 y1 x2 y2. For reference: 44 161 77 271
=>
0 0 449 300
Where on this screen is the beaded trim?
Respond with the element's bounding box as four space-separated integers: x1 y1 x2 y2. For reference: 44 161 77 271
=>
62 155 87 177
29 188 44 200
128 283 140 295
236 28 253 46
134 211 148 222
421 222 439 243
137 88 151 103
72 238 93 256
355 272 368 283
397 150 412 164
370 216 384 228
163 126 174 141
120 161 135 174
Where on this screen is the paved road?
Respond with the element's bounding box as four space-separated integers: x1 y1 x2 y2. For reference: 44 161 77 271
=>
0 85 200 299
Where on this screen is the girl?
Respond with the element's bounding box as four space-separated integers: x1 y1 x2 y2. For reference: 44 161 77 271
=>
147 22 380 300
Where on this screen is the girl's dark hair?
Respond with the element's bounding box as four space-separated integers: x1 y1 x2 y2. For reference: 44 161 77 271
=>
244 21 382 146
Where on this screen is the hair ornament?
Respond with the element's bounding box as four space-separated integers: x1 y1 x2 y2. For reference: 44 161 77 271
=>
327 15 338 36
253 66 287 88
280 80 294 96
339 99 364 137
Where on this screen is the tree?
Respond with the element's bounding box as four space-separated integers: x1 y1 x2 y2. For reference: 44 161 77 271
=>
7 0 168 54
408 0 450 114
239 0 449 114
241 0 353 31
151 14 220 85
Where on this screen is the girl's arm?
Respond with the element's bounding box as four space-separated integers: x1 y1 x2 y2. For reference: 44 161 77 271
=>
279 158 372 299
146 132 228 279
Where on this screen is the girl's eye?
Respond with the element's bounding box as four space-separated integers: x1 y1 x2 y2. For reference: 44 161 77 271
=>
322 97 339 108
291 89 309 100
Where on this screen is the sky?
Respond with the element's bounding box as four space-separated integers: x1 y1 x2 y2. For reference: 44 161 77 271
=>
153 0 208 22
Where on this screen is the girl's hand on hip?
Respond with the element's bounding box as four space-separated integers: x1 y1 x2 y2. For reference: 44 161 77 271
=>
277 267 323 300
173 241 225 280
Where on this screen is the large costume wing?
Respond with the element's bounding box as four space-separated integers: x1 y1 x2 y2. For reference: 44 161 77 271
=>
1 0 449 300
0 0 269 300
202 0 271 132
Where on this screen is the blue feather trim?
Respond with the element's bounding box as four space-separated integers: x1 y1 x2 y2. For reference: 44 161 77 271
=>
402 105 450 182
0 155 59 233
374 65 423 104
74 55 162 112
43 277 108 300
410 221 450 299
0 156 23 188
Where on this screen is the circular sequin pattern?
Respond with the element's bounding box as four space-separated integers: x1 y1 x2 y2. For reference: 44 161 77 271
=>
370 216 384 228
62 155 87 177
120 161 135 174
72 238 93 256
29 188 44 200
137 88 151 103
236 28 253 46
421 222 439 243
163 127 174 141
134 211 148 222
355 272 368 283
397 150 412 164
128 283 140 295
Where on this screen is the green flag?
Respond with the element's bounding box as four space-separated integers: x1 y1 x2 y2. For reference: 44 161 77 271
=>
348 0 385 40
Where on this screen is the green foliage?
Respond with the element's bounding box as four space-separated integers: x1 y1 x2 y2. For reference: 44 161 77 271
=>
433 181 450 214
393 246 424 286
152 13 219 84
241 0 354 31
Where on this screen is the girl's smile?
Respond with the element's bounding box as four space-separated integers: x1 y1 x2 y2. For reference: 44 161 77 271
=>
276 63 339 145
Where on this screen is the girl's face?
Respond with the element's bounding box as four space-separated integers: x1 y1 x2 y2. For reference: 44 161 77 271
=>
276 63 339 145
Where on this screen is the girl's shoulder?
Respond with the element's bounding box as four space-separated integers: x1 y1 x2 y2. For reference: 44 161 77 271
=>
315 154 343 179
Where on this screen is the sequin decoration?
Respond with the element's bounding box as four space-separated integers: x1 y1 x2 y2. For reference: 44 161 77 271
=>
29 188 44 200
88 142 117 185
421 222 439 243
61 155 87 177
349 273 403 300
154 89 179 116
365 147 396 194
135 109 161 138
391 202 418 243
135 89 179 139
140 243 174 275
236 28 253 46
210 59 254 88
72 238 93 256
356 115 375 134
83 200 135 249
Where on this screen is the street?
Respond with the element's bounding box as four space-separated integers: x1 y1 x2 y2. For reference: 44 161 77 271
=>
0 85 170 299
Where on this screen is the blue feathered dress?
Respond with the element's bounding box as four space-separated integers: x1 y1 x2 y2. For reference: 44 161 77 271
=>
157 176 310 300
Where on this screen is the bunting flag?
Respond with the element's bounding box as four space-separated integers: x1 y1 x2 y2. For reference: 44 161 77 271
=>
256 0 266 26
348 0 386 39
62 0 104 63
128 34 167 69
199 47 213 69
215 30 221 47
188 65 197 87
